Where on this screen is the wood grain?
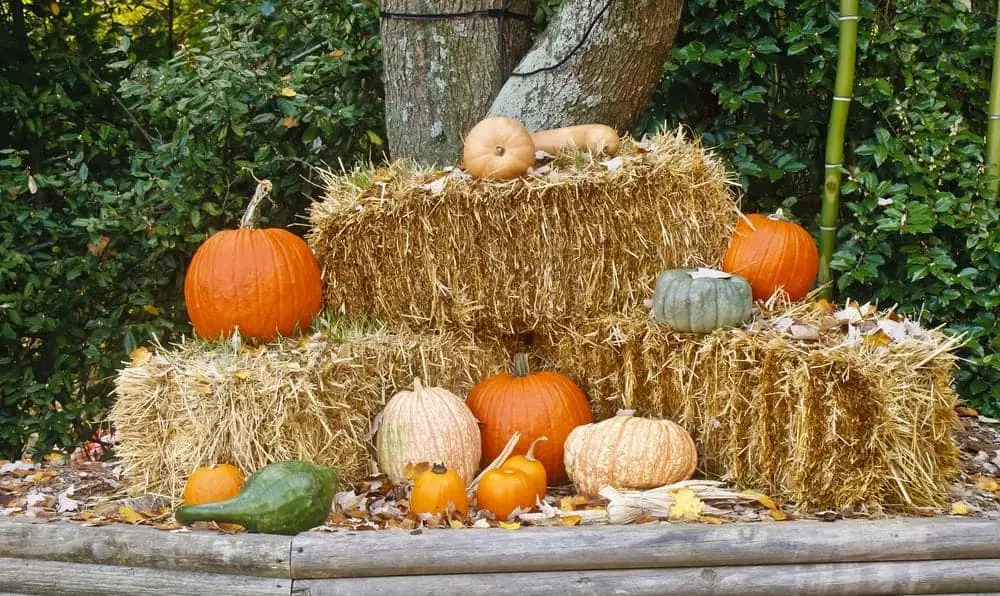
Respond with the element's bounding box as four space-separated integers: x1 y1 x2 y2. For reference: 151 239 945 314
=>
291 518 1000 578
0 518 292 578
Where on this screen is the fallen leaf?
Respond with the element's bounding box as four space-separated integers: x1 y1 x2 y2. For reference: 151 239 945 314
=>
142 304 160 316
57 489 79 512
698 515 725 524
281 116 301 129
154 520 183 531
863 330 892 348
420 176 447 195
42 453 64 463
118 506 147 524
559 515 582 526
949 501 971 516
0 461 35 475
279 87 297 97
956 405 980 417
498 520 521 530
601 156 623 171
129 347 152 367
232 370 253 380
668 488 704 521
789 324 820 341
973 476 1000 494
559 495 588 511
740 490 788 520
813 299 836 314
472 518 491 529
26 491 52 509
449 519 466 529
403 461 431 482
329 48 345 58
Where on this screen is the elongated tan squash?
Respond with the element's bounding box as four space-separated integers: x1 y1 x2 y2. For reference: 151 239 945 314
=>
531 124 620 157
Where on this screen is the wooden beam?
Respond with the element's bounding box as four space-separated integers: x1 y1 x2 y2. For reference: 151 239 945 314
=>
291 558 1000 596
291 518 1000 578
0 518 292 578
0 557 292 596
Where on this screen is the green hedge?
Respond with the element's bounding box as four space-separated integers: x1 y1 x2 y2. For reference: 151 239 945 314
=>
641 0 1000 415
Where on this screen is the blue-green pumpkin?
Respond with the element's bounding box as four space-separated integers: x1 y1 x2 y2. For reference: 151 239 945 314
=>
651 268 752 333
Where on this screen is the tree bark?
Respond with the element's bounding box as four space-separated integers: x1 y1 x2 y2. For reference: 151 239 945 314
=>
380 1 535 167
489 0 684 133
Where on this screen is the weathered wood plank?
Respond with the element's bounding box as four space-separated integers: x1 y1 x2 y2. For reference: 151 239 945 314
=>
291 518 1000 578
0 518 292 578
290 558 1000 596
0 557 291 596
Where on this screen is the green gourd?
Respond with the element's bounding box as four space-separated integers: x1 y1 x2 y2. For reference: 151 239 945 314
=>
651 268 752 333
174 460 338 535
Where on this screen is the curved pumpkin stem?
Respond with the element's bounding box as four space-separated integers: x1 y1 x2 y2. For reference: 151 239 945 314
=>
768 208 789 222
430 461 447 475
239 179 273 229
525 436 548 461
511 353 531 377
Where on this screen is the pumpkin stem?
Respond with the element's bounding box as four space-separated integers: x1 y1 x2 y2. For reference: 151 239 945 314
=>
431 461 447 475
412 377 423 393
616 409 636 417
525 436 548 461
239 179 273 229
493 144 506 157
511 353 531 377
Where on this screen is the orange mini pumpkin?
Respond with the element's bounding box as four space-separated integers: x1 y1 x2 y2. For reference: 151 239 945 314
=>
182 463 245 506
410 462 469 517
184 180 323 343
499 436 548 500
476 467 537 521
462 117 535 180
467 354 593 485
721 209 819 302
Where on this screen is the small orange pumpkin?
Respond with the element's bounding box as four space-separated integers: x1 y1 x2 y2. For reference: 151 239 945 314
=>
462 117 535 180
182 463 245 506
410 462 469 517
184 180 323 343
721 209 819 302
467 354 593 485
476 467 537 521
499 436 548 500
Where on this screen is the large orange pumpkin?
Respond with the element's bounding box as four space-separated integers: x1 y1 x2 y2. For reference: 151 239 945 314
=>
462 117 535 180
184 180 323 342
721 209 819 302
182 463 245 506
466 354 592 485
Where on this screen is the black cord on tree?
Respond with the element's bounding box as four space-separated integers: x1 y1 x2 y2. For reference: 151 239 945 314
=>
380 0 615 88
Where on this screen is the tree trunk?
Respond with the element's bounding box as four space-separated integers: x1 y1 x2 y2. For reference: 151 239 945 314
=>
489 0 684 133
380 1 535 167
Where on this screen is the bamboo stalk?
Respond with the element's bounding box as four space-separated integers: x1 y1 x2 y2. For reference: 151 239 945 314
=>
986 0 1000 197
817 0 860 298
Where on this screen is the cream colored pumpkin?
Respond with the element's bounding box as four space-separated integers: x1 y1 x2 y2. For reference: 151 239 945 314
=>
563 411 697 497
376 378 481 484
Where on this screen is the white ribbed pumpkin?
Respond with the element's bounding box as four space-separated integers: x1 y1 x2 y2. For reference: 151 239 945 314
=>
376 378 481 485
563 411 698 497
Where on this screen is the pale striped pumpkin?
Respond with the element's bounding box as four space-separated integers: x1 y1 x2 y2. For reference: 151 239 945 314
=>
563 411 697 497
376 378 481 485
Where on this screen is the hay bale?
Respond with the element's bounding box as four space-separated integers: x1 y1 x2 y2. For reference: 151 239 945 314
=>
528 301 962 512
309 127 737 335
110 317 512 501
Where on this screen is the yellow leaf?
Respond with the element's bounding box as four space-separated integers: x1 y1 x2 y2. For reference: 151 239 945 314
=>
118 506 147 524
402 461 431 482
449 519 465 529
668 488 704 521
741 489 787 520
949 501 971 516
50 1 59 15
698 515 726 524
129 347 152 367
279 87 297 97
329 48 345 58
769 508 788 521
194 379 213 396
973 476 1000 493
43 452 64 463
142 304 160 316
559 515 582 526
281 116 301 129
232 370 253 380
559 495 587 511
498 520 521 530
864 330 892 348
